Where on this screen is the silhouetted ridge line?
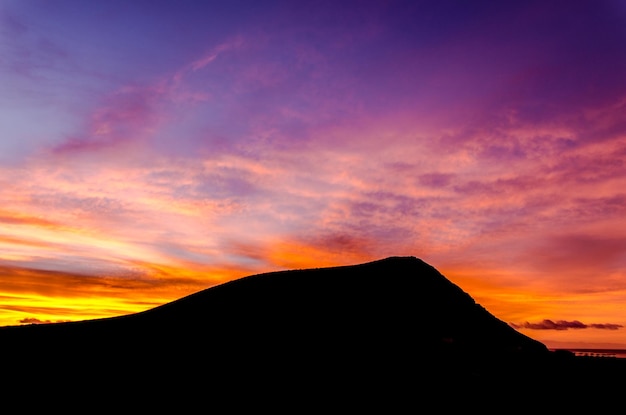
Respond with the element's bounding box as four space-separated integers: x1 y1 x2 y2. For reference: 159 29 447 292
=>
3 255 624 405
0 255 546 362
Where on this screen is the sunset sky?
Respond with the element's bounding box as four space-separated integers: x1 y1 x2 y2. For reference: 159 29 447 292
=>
2 0 626 349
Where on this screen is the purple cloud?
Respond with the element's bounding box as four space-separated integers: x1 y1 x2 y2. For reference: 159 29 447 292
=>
52 84 164 155
418 173 455 188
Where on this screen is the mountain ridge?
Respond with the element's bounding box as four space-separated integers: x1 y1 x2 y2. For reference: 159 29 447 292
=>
1 256 624 407
0 255 548 357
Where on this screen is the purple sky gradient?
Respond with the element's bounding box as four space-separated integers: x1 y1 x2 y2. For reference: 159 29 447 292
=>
1 0 626 348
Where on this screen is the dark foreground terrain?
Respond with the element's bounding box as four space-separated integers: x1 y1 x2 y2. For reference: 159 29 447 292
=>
1 256 624 409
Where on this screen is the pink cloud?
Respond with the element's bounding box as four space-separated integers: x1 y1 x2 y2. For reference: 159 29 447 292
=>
417 173 455 188
524 234 626 283
52 84 164 155
186 36 244 73
190 53 218 72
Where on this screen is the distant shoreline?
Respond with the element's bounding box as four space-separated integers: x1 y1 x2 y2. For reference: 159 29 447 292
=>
550 348 626 359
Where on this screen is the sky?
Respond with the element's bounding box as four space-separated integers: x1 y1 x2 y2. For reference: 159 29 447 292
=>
1 0 626 350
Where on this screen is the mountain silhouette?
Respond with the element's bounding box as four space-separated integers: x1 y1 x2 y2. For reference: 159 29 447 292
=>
1 256 624 408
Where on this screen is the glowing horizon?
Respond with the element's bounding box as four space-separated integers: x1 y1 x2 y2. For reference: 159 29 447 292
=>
1 0 626 349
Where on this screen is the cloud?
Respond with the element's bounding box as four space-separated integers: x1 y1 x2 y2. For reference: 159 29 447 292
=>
19 317 50 324
0 262 229 327
418 173 455 188
0 210 68 230
588 323 624 330
47 36 248 161
51 84 164 155
510 319 623 331
523 234 626 290
187 37 243 73
18 317 70 325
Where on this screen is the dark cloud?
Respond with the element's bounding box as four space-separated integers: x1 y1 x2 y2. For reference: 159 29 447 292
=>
588 323 623 330
19 317 48 324
18 317 71 325
510 319 623 331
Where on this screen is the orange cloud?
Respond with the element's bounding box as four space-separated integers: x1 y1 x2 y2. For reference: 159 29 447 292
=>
0 210 67 230
0 262 228 327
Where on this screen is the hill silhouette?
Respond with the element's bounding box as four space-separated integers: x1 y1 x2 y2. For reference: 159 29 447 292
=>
1 256 624 408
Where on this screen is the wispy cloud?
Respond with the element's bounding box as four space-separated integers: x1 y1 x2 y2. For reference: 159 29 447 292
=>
188 37 244 73
51 84 165 155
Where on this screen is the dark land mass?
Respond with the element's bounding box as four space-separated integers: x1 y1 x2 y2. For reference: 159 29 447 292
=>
1 256 624 408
